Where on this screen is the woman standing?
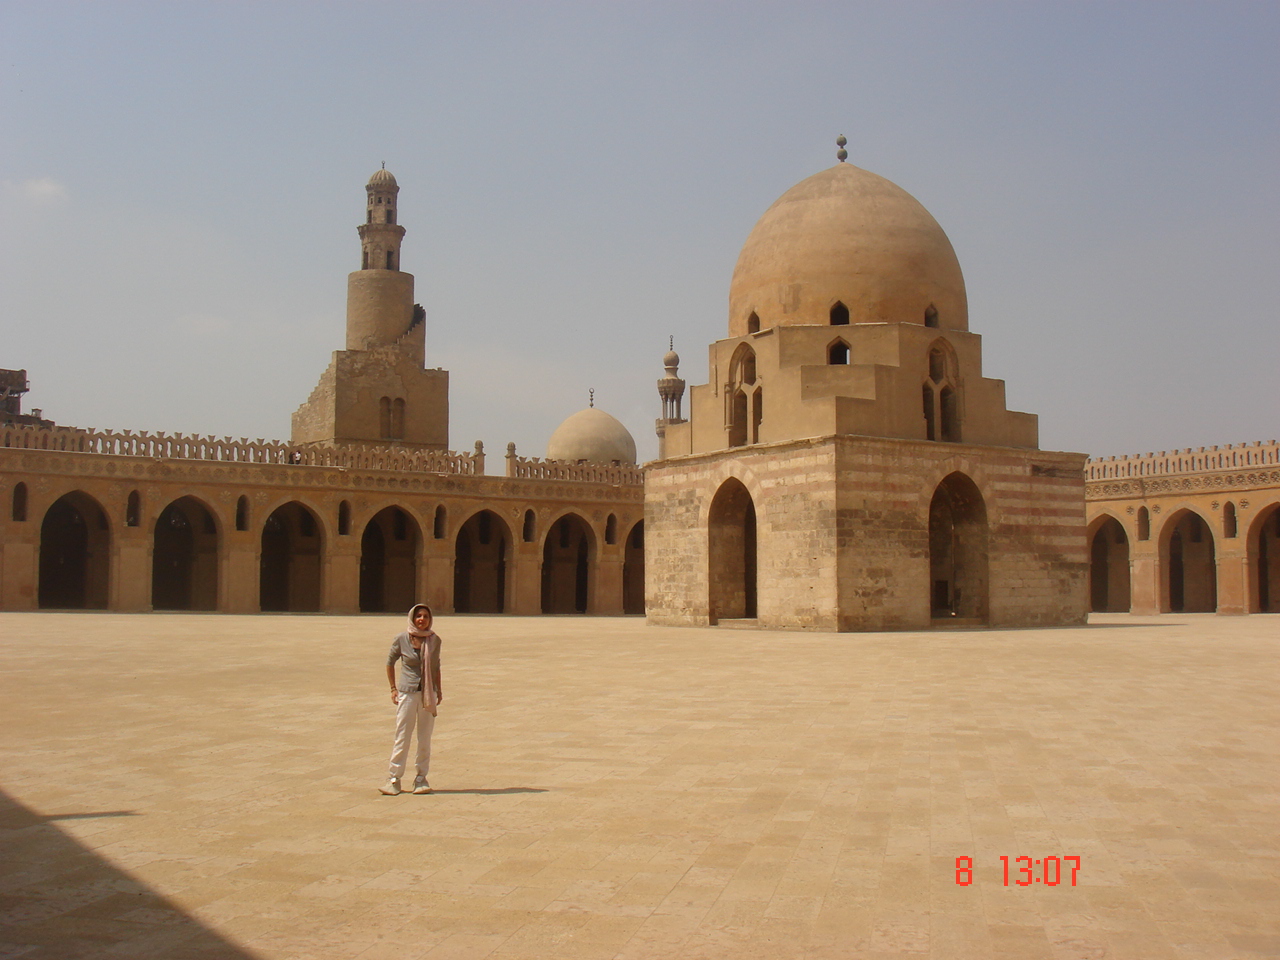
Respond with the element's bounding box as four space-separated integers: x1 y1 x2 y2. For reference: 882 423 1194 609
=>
381 603 442 795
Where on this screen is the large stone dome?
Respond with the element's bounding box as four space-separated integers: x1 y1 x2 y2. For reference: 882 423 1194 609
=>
547 407 637 465
728 162 967 337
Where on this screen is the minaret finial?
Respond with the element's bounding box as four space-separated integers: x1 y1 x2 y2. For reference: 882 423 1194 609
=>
589 388 595 408
836 135 848 163
669 335 674 351
381 161 386 169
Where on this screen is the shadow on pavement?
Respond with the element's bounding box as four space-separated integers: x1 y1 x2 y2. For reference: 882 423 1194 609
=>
0 788 261 959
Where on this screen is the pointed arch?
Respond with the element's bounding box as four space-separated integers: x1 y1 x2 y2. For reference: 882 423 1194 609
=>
924 304 939 328
746 311 760 334
828 338 850 365
1088 514 1130 612
1158 509 1216 612
708 478 757 622
829 301 849 325
1246 503 1280 612
928 473 988 621
152 496 219 611
454 510 511 613
623 520 645 615
542 512 595 613
260 501 324 612
39 491 111 609
11 482 27 521
360 506 420 612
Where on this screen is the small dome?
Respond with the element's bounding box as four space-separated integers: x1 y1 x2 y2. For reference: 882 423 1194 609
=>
367 167 398 190
728 162 966 336
663 349 680 368
547 407 637 464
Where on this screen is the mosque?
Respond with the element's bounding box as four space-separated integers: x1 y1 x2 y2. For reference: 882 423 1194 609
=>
2 148 1277 622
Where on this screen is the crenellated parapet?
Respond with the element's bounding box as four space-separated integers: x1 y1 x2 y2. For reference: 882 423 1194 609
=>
504 442 644 485
1085 440 1279 481
0 423 481 474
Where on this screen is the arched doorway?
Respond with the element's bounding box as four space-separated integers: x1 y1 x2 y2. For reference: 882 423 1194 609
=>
359 507 420 613
1162 511 1216 612
623 520 645 615
708 479 757 621
38 491 111 609
928 473 988 620
454 510 510 613
541 513 594 613
1089 515 1131 612
1247 504 1280 613
152 497 219 610
259 502 323 612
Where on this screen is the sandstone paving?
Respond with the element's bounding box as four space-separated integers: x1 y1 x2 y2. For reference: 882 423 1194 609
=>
0 612 1276 959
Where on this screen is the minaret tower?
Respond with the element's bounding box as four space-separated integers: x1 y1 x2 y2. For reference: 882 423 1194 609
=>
292 168 448 450
655 337 686 457
346 166 419 359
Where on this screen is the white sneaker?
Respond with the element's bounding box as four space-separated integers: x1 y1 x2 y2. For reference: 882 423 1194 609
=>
379 777 401 796
412 776 432 795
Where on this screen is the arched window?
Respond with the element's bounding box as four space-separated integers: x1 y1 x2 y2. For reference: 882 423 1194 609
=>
923 340 960 442
605 514 617 545
433 505 447 540
747 312 760 333
1223 502 1238 538
126 490 141 527
522 509 536 543
727 343 757 447
362 250 369 269
338 500 351 536
385 250 395 270
11 482 27 522
236 496 249 532
924 304 939 328
828 341 850 365
751 387 763 444
830 302 849 325
1137 507 1150 541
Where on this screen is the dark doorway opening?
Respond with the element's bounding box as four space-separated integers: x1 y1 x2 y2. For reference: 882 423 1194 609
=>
259 502 323 612
152 497 218 610
1164 512 1216 612
1089 516 1131 612
359 507 419 612
39 492 110 609
454 510 510 613
542 514 594 613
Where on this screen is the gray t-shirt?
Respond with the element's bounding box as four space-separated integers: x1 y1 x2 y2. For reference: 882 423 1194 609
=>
387 631 442 702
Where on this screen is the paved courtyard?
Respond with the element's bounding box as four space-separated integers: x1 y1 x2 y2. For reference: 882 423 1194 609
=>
0 612 1275 959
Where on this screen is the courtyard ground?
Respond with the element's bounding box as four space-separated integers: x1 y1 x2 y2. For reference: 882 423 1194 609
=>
0 612 1275 959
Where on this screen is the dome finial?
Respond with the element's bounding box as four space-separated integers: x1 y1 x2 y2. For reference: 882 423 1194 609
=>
381 161 386 169
836 135 848 163
589 388 595 408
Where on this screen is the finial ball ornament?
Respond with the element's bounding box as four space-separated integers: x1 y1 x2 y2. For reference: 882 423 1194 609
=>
836 135 848 162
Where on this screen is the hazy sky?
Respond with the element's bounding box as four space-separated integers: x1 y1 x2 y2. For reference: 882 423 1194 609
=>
3 2 1276 464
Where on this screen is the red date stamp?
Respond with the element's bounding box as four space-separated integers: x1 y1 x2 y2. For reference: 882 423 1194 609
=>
954 856 1081 886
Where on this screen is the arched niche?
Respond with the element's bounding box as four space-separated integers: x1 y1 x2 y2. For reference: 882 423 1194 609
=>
928 473 988 621
1246 503 1280 613
708 478 757 622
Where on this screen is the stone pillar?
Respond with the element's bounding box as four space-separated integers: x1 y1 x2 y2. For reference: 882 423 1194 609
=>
422 542 455 613
1215 547 1247 616
509 546 542 615
593 553 624 615
1129 547 1160 615
115 530 151 612
325 541 362 614
224 534 260 613
0 531 37 610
